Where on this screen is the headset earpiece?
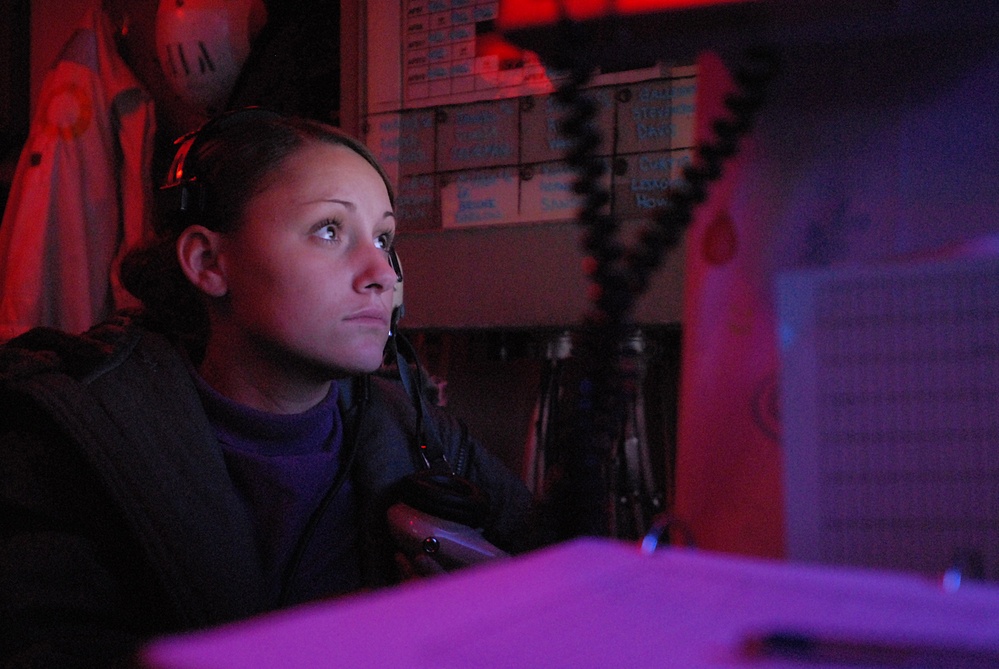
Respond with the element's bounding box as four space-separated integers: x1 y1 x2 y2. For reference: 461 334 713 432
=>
389 247 404 335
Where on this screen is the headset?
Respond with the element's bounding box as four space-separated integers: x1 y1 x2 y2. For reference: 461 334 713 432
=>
159 108 499 578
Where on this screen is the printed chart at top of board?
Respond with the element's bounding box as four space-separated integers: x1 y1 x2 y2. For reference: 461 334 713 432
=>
400 0 673 109
403 0 551 107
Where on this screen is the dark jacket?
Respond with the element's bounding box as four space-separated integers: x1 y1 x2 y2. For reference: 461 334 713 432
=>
0 315 533 667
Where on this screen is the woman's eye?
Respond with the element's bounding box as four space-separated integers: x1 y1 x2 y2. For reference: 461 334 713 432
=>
313 220 340 242
375 233 394 250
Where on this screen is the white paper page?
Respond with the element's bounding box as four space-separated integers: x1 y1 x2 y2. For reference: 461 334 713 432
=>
143 539 999 669
778 255 999 578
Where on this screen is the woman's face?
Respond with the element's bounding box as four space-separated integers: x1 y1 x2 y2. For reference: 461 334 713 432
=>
207 141 397 394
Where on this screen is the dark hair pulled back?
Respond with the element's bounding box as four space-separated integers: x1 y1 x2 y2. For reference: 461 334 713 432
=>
119 109 393 356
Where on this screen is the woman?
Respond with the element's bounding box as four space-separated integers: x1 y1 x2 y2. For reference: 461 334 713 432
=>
0 110 533 667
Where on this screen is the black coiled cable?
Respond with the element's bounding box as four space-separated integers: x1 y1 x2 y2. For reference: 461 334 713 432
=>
561 42 781 323
545 24 780 539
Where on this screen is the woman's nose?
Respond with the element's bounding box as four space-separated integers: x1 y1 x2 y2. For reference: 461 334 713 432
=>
356 243 398 294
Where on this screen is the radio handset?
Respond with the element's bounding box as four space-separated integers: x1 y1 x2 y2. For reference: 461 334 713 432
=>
381 254 508 573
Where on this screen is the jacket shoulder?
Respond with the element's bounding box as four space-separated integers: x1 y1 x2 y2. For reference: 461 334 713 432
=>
0 313 144 385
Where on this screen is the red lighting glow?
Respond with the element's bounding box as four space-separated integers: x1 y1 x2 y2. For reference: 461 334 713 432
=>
499 0 755 30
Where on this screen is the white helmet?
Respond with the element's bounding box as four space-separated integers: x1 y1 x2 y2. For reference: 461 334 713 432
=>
155 0 268 116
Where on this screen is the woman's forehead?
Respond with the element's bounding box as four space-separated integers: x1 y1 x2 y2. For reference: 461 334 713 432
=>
251 142 392 210
274 142 383 184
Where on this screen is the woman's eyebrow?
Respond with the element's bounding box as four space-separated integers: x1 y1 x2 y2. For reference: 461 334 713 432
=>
323 198 355 209
308 198 394 221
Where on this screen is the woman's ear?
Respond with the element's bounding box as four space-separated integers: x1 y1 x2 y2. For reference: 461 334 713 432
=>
177 226 228 297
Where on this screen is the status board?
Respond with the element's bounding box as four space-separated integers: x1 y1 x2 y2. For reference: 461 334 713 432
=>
366 67 698 231
361 0 693 328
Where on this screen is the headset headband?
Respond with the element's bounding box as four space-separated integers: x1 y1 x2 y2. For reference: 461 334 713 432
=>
157 107 282 220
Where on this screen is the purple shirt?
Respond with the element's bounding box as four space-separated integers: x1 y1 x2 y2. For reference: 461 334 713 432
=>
192 374 361 606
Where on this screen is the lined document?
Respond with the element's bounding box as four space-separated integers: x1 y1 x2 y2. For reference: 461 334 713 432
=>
143 539 999 669
778 254 999 579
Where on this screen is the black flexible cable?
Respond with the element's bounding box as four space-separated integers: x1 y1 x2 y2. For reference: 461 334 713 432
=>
278 377 367 607
546 27 780 539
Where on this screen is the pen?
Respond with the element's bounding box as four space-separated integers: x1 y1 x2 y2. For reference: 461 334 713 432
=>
742 631 999 668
